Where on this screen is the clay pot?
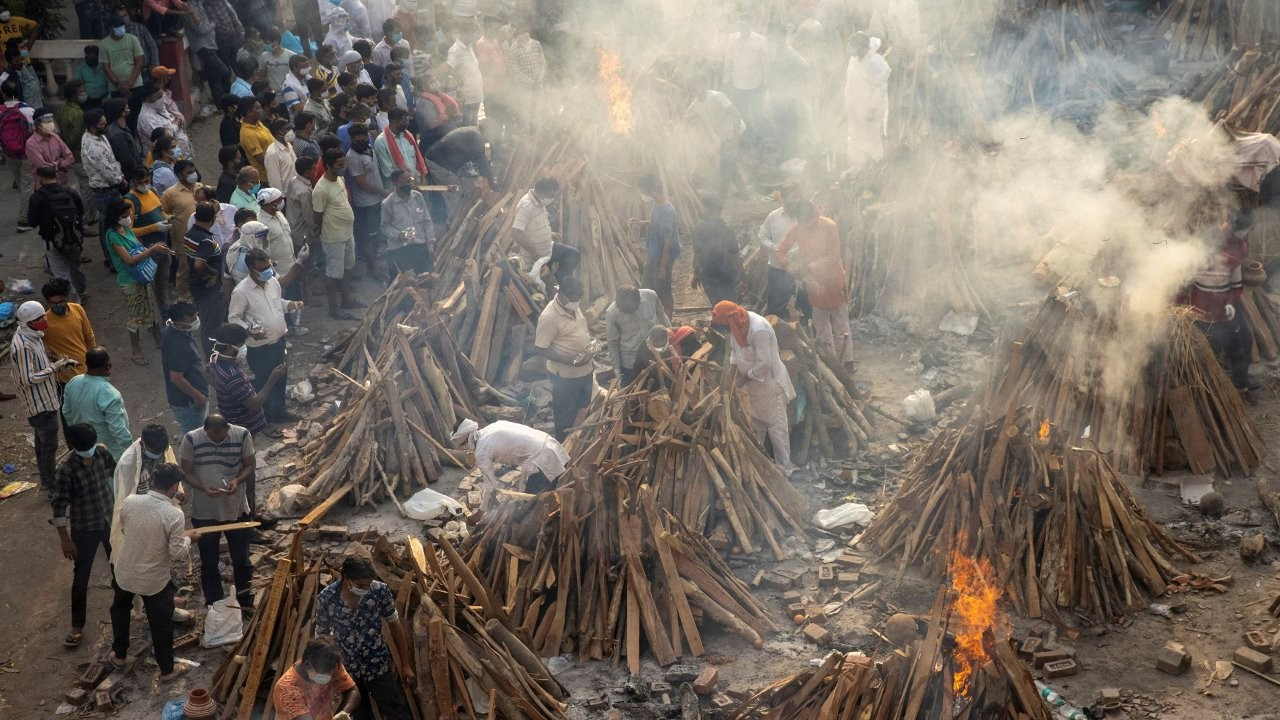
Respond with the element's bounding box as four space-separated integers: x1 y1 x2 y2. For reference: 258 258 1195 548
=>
184 688 217 720
1243 261 1266 287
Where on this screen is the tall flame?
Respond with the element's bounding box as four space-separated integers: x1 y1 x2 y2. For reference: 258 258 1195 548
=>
597 47 633 136
948 549 1006 699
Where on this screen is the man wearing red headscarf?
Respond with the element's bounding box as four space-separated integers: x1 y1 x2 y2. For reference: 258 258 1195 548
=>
711 301 797 474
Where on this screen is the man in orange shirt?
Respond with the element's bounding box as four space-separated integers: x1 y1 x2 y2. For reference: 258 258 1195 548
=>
774 201 853 365
272 638 361 720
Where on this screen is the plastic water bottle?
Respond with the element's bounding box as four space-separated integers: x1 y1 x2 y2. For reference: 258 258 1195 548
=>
1035 681 1088 720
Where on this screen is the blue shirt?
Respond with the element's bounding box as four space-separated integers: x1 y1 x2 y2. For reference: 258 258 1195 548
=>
646 202 680 263
313 579 398 682
337 122 354 153
62 374 133 462
230 77 253 98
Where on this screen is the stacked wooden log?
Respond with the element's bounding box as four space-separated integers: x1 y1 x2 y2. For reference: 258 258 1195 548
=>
1185 47 1280 134
298 274 498 508
211 533 567 720
862 391 1199 624
1243 284 1280 362
462 480 777 673
1160 0 1280 60
730 589 1052 720
771 318 874 461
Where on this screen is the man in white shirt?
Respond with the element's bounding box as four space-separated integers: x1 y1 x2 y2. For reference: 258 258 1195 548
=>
451 418 568 494
533 276 594 441
605 286 669 385
263 117 297 192
280 54 310 114
109 464 198 683
723 18 768 145
447 22 483 126
227 247 307 422
687 76 747 198
844 32 891 177
511 176 578 285
756 199 808 317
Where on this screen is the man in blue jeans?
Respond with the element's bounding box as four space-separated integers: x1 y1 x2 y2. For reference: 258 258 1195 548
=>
179 413 255 610
160 302 208 433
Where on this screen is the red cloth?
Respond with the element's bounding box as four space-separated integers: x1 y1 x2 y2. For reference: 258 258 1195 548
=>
385 129 427 177
1178 223 1248 323
711 301 749 347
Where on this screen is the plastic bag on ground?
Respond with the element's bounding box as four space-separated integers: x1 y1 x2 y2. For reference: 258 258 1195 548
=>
266 483 306 516
902 389 936 423
402 487 464 521
201 598 244 647
814 502 875 530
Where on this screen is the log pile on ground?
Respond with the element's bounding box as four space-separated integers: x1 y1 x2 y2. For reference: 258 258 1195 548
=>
462 479 777 673
729 589 1052 720
299 274 505 508
1186 48 1280 134
1160 0 1280 61
211 532 567 720
861 393 1199 624
771 318 874 461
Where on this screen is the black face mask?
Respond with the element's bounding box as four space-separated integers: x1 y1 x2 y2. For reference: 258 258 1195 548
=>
397 184 412 194
86 58 99 68
352 140 369 152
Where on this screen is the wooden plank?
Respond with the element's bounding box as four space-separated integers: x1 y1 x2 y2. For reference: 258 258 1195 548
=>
638 485 704 657
235 557 293 720
1167 385 1216 474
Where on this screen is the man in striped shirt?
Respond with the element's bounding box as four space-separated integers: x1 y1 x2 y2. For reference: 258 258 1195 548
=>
11 301 78 489
179 413 256 609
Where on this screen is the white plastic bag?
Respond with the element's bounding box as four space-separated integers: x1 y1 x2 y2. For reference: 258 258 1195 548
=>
201 598 244 647
287 380 315 403
266 483 306 516
813 502 875 530
402 487 464 521
902 389 936 423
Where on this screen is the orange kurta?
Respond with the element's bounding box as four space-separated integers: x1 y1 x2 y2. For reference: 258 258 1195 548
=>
774 216 847 309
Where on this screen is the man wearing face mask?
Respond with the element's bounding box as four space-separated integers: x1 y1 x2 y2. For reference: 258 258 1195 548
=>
12 300 78 490
81 108 123 265
100 15 145 94
533 276 595 441
379 167 433 280
62 347 134 462
272 638 361 720
160 302 209 433
256 187 307 334
228 248 308 423
125 164 176 312
373 107 424 188
25 109 75 215
230 165 263 214
512 176 578 284
450 417 568 495
110 424 183 553
180 412 256 608
41 279 96 389
29 164 88 303
160 157 199 298
447 21 483 126
313 555 412 719
49 423 116 649
209 323 281 435
137 75 192 159
73 46 110 109
184 201 225 350
345 122 387 278
0 2 40 59
264 117 298 192
372 18 409 69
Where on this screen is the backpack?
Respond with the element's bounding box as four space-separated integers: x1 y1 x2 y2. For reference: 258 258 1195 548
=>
43 187 83 255
0 103 31 158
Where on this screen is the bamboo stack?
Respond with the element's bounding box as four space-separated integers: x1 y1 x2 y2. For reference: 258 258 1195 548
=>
1243 284 1280 362
210 533 568 720
1160 0 1280 60
771 318 874 461
861 397 1199 624
462 480 777 673
299 275 498 508
988 7 1128 113
730 589 1052 720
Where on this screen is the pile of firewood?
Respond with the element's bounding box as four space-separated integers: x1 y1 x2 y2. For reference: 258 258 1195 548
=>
463 479 777 673
730 589 1052 720
211 532 567 720
1243 285 1280 362
771 318 875 461
297 274 506 508
1160 0 1280 60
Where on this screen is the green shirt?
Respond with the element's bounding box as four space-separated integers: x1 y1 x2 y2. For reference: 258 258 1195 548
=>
99 34 144 90
73 62 110 100
62 374 133 462
106 227 144 287
54 102 85 162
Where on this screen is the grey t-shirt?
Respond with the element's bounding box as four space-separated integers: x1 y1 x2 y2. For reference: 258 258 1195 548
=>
345 149 384 208
179 425 254 522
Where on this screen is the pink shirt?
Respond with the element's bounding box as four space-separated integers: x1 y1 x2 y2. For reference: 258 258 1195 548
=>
25 132 75 184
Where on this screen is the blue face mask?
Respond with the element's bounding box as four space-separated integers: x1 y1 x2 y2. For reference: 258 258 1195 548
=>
112 25 126 37
257 267 276 282
18 49 27 58
75 447 96 459
250 183 261 195
391 32 402 44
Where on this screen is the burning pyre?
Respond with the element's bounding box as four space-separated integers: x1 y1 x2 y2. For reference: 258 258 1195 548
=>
597 47 633 136
948 550 1007 700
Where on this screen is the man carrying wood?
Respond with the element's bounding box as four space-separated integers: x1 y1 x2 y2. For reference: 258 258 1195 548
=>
272 637 362 720
313 556 412 720
1178 209 1259 402
711 300 798 475
533 276 595 441
605 285 669 386
451 417 570 494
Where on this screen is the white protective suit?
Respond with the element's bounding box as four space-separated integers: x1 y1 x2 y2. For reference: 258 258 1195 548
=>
844 37 891 175
727 311 797 473
109 439 177 559
453 420 570 491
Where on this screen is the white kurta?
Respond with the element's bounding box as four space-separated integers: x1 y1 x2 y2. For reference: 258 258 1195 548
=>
844 38 891 174
728 312 796 471
473 420 570 487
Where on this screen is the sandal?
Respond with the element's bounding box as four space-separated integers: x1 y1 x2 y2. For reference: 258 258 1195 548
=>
62 631 82 648
131 354 149 367
109 655 126 669
159 664 190 683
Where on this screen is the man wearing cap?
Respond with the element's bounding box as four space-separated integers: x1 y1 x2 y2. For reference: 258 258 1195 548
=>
256 186 306 334
25 108 74 187
100 14 145 93
533 276 595 441
11 301 78 489
451 418 568 495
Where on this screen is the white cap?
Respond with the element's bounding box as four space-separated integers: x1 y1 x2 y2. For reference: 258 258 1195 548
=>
16 300 45 322
451 418 479 445
256 187 283 205
340 50 362 66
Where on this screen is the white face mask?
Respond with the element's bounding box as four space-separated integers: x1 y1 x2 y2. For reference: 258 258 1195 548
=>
186 172 199 184
0 11 12 21
119 215 133 227
284 130 296 143
560 298 579 312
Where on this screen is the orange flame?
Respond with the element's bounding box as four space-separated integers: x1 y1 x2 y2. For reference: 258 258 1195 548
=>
1038 419 1050 440
1152 110 1168 139
597 47 633 136
948 550 1006 699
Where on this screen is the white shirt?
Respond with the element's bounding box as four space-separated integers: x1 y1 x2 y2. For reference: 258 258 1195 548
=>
845 42 891 117
472 421 569 486
511 190 553 266
258 210 295 276
688 90 744 142
723 31 768 90
186 202 237 248
757 206 798 269
728 311 796 404
265 139 298 193
447 40 484 104
111 439 177 554
228 275 289 346
113 490 190 596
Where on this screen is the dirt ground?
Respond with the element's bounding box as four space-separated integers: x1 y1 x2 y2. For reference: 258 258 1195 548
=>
5 120 1280 720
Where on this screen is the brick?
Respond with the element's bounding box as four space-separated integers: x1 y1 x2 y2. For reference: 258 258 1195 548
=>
750 570 765 588
1099 688 1121 705
762 571 795 590
665 665 699 684
782 590 803 603
94 689 112 712
1032 648 1072 668
817 565 836 586
802 623 832 647
1156 646 1190 676
648 681 672 694
693 667 718 694
837 551 866 567
1017 637 1042 659
75 661 109 689
711 693 735 709
806 605 827 624
837 571 861 585
786 602 806 618
1234 647 1273 673
1042 659 1078 678
1245 631 1270 652
64 688 87 704
174 630 201 650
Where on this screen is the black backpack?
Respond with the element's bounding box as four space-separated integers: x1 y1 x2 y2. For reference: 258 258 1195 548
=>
43 186 83 255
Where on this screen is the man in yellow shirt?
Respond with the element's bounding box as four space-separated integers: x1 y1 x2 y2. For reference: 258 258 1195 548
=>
237 97 273 180
0 2 39 56
41 278 96 387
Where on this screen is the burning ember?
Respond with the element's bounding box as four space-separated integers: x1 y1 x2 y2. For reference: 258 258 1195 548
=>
948 550 1006 699
597 47 633 136
1152 110 1168 139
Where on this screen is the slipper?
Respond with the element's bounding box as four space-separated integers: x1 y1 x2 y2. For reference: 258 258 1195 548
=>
63 631 82 648
109 655 126 669
131 354 149 367
159 664 190 683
